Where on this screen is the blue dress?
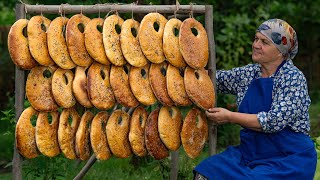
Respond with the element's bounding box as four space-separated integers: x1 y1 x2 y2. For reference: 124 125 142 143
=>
194 61 317 179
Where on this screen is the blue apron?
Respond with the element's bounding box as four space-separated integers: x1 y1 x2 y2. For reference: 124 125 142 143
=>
194 61 317 180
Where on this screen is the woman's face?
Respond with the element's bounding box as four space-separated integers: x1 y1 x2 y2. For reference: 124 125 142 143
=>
252 32 282 64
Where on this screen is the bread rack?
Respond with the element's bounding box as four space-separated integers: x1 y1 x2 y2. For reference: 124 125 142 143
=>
12 3 217 180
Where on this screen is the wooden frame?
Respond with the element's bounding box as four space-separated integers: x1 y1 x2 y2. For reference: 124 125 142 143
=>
12 3 217 180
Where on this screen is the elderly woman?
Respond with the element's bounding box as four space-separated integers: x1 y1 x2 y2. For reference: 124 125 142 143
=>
194 19 317 179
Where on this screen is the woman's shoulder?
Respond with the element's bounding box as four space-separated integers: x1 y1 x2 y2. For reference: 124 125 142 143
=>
281 60 306 80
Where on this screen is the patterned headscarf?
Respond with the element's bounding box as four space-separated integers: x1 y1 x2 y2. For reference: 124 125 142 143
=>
257 19 298 60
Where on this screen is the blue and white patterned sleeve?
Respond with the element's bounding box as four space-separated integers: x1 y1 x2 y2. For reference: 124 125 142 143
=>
257 70 311 134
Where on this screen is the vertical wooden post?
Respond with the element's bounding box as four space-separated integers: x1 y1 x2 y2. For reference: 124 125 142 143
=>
205 5 217 156
12 4 25 180
169 150 179 180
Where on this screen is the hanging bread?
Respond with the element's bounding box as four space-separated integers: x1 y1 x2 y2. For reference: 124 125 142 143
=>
73 66 93 108
28 15 55 66
35 111 60 157
87 62 115 110
90 111 112 160
26 66 59 112
145 108 169 160
181 108 208 159
149 62 174 106
128 106 148 157
110 64 139 108
66 14 93 66
58 108 80 159
166 64 192 106
8 19 37 69
106 110 132 158
103 14 126 66
15 107 39 159
84 18 110 65
120 19 147 67
52 68 76 108
139 13 167 63
179 18 209 69
163 18 186 67
129 64 157 106
158 106 182 151
47 17 76 69
75 111 94 161
184 67 215 110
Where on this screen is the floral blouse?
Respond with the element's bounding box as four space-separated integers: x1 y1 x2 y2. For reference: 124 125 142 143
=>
216 60 311 135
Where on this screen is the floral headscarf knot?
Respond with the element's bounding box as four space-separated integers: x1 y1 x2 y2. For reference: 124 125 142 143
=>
257 19 298 60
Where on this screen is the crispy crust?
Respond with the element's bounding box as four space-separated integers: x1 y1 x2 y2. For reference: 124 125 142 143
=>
84 18 110 65
15 107 39 159
106 110 132 158
66 14 93 66
110 64 139 107
179 18 209 69
181 108 208 159
73 66 93 108
47 17 76 69
90 111 112 160
128 106 148 157
36 111 60 157
52 68 76 108
103 15 126 66
166 64 192 106
163 18 186 67
149 62 174 106
26 66 59 112
139 13 167 63
184 67 215 110
58 108 80 159
120 19 147 67
87 62 115 110
75 111 94 160
158 106 182 151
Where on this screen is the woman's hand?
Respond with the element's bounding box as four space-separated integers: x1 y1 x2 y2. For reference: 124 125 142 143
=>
205 107 232 125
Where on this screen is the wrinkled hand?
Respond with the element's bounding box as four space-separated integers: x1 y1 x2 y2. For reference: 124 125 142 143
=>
205 107 231 125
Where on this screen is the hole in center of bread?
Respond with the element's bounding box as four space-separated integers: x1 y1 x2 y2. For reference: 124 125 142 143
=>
131 27 137 37
123 65 129 75
68 115 73 126
78 23 85 33
115 24 121 34
97 25 103 33
160 66 166 76
43 69 52 78
140 68 147 79
118 115 123 125
195 71 200 80
31 114 37 127
47 113 53 124
179 68 184 77
153 22 160 32
169 108 174 117
63 73 69 85
41 23 47 32
196 114 202 128
101 120 107 133
22 26 28 38
139 114 144 127
173 27 179 37
100 69 106 80
191 27 198 36
62 25 66 39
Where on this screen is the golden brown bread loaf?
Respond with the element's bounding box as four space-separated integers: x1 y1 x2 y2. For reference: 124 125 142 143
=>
84 18 110 65
106 110 132 158
158 106 182 151
28 16 55 66
163 18 186 68
128 106 148 157
47 17 76 69
184 67 215 110
52 68 76 108
179 18 209 69
15 107 39 159
35 111 60 157
58 108 80 159
145 108 169 160
8 19 37 70
181 108 208 159
90 111 112 160
166 64 192 106
73 66 93 108
149 62 174 106
66 14 93 66
76 111 94 161
26 66 59 112
139 13 167 64
87 62 115 110
110 64 139 107
129 64 157 106
103 15 126 66
120 19 147 67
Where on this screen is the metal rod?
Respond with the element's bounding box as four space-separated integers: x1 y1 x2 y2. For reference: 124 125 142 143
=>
205 5 217 156
73 154 97 180
169 150 179 180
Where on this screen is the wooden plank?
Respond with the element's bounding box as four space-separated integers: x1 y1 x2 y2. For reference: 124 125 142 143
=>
73 155 97 180
205 5 217 156
169 150 179 180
